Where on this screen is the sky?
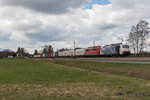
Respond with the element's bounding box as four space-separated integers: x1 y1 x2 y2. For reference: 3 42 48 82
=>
84 0 111 9
0 0 150 53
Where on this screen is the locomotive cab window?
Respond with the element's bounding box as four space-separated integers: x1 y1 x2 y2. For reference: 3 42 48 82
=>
89 49 93 51
122 45 129 48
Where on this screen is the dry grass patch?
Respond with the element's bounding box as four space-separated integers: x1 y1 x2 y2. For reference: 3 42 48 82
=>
0 82 120 100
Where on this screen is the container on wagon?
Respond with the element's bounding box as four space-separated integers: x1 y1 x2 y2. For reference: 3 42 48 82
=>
45 53 47 57
68 49 74 56
62 50 69 57
47 53 51 57
75 48 85 56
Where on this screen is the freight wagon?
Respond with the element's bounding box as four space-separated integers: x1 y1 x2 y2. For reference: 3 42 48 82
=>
62 50 69 57
58 51 63 57
75 48 85 56
68 49 74 56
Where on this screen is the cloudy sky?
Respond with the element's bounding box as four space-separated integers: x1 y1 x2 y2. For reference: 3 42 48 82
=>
0 0 150 53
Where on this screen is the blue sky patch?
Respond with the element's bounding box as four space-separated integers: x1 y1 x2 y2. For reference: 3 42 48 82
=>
83 0 111 9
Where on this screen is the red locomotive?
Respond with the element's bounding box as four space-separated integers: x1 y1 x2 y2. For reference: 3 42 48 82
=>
85 46 101 56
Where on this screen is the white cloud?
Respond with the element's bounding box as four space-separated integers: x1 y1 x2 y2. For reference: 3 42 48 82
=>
0 0 150 53
0 0 89 14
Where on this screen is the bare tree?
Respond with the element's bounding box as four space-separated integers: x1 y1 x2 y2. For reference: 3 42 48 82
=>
128 20 150 54
16 47 21 53
34 50 38 55
42 45 53 54
16 47 29 57
42 48 47 54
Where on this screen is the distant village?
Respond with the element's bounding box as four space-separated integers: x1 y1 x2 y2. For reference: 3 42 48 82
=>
0 45 53 58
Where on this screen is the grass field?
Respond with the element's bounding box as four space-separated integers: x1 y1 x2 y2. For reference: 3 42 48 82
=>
51 59 150 80
0 58 150 99
77 57 150 62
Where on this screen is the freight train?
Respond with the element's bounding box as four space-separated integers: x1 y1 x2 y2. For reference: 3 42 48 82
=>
54 43 130 57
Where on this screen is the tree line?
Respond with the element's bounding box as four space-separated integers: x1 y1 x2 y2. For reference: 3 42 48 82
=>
34 45 53 55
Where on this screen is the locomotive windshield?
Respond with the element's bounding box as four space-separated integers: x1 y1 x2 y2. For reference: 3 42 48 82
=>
122 45 129 48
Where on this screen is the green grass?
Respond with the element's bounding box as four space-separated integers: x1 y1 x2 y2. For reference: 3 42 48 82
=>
0 59 150 99
51 59 150 80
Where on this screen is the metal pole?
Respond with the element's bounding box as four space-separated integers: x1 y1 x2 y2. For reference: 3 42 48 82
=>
93 41 95 46
74 41 76 58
